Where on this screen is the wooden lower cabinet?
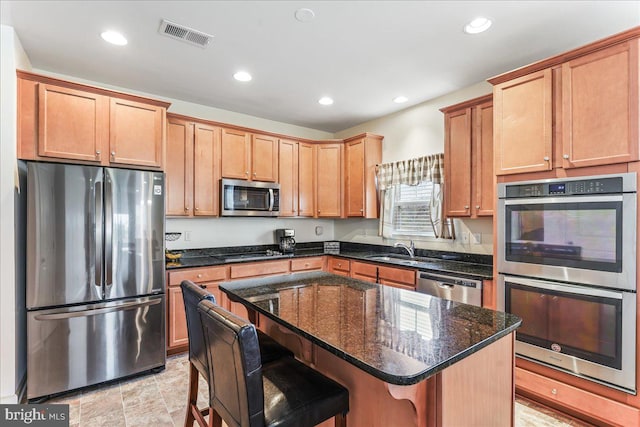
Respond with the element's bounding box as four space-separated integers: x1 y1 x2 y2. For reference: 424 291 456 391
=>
350 260 417 290
327 257 351 276
291 256 324 272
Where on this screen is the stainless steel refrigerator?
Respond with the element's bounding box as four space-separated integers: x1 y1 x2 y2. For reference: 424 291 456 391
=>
26 162 166 401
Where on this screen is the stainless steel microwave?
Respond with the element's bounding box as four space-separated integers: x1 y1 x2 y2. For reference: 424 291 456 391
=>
220 178 280 217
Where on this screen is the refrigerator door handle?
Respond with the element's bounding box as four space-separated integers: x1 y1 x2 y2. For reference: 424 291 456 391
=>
94 180 103 291
104 175 113 289
33 298 162 320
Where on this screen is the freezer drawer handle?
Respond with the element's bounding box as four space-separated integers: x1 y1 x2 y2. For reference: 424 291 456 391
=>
33 298 161 320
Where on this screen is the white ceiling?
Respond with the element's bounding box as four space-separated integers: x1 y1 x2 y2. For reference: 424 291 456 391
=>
2 1 639 133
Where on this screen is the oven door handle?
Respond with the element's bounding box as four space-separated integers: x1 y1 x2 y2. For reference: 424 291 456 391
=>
503 276 623 300
503 194 624 205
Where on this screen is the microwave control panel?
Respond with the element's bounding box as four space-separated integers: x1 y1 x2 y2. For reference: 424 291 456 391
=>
505 177 623 198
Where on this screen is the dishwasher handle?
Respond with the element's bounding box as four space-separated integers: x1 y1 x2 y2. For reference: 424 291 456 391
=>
418 272 482 289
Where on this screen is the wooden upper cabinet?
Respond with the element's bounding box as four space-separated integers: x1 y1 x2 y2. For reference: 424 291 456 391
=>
166 117 193 216
441 95 493 218
109 98 164 168
38 83 108 163
221 127 250 179
251 134 278 182
443 108 472 217
278 139 299 217
493 69 553 175
298 142 315 217
561 39 639 168
165 114 220 217
345 134 383 218
193 123 220 216
316 143 343 217
18 71 170 170
474 100 494 216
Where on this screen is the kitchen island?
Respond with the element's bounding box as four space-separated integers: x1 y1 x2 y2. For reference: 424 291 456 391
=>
220 271 521 427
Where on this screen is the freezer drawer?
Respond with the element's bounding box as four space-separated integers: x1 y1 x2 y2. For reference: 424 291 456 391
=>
27 295 165 400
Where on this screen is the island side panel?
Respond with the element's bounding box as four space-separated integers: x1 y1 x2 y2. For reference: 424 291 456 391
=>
437 333 515 427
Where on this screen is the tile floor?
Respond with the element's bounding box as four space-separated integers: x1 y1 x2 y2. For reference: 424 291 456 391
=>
48 353 593 427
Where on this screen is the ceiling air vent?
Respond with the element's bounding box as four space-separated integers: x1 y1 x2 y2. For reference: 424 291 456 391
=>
158 19 213 48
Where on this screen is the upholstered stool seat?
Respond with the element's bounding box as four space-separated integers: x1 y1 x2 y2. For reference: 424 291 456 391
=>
181 280 293 427
198 298 349 427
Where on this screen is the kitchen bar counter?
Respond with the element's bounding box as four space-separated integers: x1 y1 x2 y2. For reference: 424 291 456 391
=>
167 242 493 279
220 271 521 426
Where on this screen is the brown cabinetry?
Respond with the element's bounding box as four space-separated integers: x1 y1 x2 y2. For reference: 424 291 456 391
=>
351 260 416 290
278 139 299 217
291 257 324 272
167 266 228 352
344 133 383 218
491 35 639 175
316 143 344 217
220 128 278 181
166 114 220 216
298 142 316 216
327 257 351 276
18 71 168 169
441 94 493 217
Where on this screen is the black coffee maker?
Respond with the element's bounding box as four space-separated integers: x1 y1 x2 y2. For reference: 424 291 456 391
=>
275 229 296 253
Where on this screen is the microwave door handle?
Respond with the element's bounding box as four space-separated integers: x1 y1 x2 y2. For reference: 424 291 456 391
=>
269 188 274 211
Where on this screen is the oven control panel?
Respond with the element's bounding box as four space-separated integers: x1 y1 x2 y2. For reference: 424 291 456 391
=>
505 177 623 198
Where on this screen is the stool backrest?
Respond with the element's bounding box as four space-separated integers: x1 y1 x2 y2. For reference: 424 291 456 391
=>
181 280 216 377
198 299 265 427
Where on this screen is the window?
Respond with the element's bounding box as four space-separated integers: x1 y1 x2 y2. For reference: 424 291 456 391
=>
388 182 437 238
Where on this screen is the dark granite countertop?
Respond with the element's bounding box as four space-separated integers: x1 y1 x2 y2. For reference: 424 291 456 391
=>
220 271 521 386
167 242 493 280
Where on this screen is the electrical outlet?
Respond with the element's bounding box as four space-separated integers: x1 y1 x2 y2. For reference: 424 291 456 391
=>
184 231 192 241
461 232 470 244
472 232 482 244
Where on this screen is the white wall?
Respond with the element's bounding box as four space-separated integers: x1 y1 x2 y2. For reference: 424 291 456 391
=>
333 81 494 255
166 218 335 250
1 24 31 404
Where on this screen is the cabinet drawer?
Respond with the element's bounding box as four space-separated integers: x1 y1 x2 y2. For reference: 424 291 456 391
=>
377 265 416 286
328 257 350 273
291 257 324 272
350 261 377 279
230 260 290 279
168 266 228 286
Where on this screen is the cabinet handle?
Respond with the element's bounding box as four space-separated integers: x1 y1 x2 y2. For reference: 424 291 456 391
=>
185 207 190 212
338 263 342 267
305 263 309 267
551 388 557 395
543 156 550 161
253 172 257 176
318 210 321 214
475 205 480 209
563 154 570 160
464 205 469 209
197 274 203 278
245 171 249 175
95 150 101 159
195 207 199 211
200 284 206 289
360 209 363 212
111 151 116 160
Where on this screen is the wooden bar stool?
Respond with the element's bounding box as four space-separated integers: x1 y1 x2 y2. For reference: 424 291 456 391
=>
181 280 293 427
197 298 349 427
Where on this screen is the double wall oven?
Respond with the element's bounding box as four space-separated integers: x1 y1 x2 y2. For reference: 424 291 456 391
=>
497 173 637 393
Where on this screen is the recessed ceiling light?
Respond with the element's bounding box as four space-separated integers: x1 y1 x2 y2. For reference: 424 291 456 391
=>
233 71 252 82
393 96 408 104
318 97 334 106
295 8 316 23
101 30 128 46
464 17 492 34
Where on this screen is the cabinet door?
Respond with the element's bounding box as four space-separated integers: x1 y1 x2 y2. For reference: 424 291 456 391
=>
252 134 278 182
291 257 324 272
38 83 107 162
327 257 350 276
166 117 193 216
316 285 341 343
378 265 416 290
494 69 553 175
278 139 299 216
474 101 494 216
168 286 188 349
561 40 639 168
350 261 377 283
346 138 365 216
445 108 472 217
316 144 343 217
298 142 315 217
221 128 250 179
109 98 164 168
193 123 220 216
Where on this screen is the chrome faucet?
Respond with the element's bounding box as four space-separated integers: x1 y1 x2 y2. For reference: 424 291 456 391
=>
394 240 415 258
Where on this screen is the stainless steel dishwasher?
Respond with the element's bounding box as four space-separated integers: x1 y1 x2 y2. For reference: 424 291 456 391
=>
416 271 483 306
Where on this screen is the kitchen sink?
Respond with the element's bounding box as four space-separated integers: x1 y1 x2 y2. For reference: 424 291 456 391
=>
365 254 420 265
